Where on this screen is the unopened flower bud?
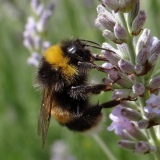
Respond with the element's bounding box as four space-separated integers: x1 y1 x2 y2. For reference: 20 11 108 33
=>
150 37 159 49
118 59 134 74
136 29 150 54
102 30 117 41
96 4 106 15
97 4 115 19
95 19 105 31
147 76 160 91
148 40 160 65
114 23 128 42
136 45 150 65
148 53 159 66
102 50 120 65
127 124 148 141
132 83 145 96
138 119 149 129
107 69 120 81
102 0 119 11
132 10 146 36
135 141 154 154
97 14 116 31
113 89 135 100
118 140 136 150
121 108 142 121
134 64 143 75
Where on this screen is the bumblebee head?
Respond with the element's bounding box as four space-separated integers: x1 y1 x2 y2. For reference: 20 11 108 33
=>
61 39 93 64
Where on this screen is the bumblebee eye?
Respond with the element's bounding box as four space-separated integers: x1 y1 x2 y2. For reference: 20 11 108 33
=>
68 46 76 54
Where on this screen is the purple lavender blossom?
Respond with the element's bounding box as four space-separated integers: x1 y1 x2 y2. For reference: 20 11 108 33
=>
27 52 41 67
144 94 160 115
107 105 133 136
23 0 54 67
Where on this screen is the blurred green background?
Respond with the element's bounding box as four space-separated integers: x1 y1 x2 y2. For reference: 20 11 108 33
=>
0 0 160 159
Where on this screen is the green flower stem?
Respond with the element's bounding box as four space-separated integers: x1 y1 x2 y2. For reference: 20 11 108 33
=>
93 134 118 160
127 38 136 65
147 128 160 160
138 96 146 117
118 13 136 65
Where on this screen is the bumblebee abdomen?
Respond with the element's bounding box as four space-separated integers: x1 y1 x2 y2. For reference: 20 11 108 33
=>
51 101 104 132
51 106 74 124
65 106 104 132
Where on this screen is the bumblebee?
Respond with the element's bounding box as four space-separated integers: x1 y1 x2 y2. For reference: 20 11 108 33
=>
36 39 120 147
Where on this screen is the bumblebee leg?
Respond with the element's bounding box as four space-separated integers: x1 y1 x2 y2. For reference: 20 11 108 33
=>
72 84 111 93
99 99 120 108
69 84 112 99
78 61 98 70
78 61 114 72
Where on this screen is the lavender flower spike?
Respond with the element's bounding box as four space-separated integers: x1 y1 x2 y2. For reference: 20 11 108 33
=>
23 0 54 67
95 0 160 158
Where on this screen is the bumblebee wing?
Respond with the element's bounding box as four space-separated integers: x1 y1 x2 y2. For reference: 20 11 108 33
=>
38 88 52 148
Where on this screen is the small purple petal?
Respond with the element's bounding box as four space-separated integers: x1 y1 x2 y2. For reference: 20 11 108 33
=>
144 94 160 115
27 52 41 67
107 106 133 136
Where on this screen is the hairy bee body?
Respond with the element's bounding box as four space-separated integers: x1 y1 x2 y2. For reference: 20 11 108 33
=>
37 39 120 147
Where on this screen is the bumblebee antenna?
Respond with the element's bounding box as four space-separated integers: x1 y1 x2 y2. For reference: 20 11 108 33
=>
84 44 115 53
79 39 101 46
79 39 115 53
